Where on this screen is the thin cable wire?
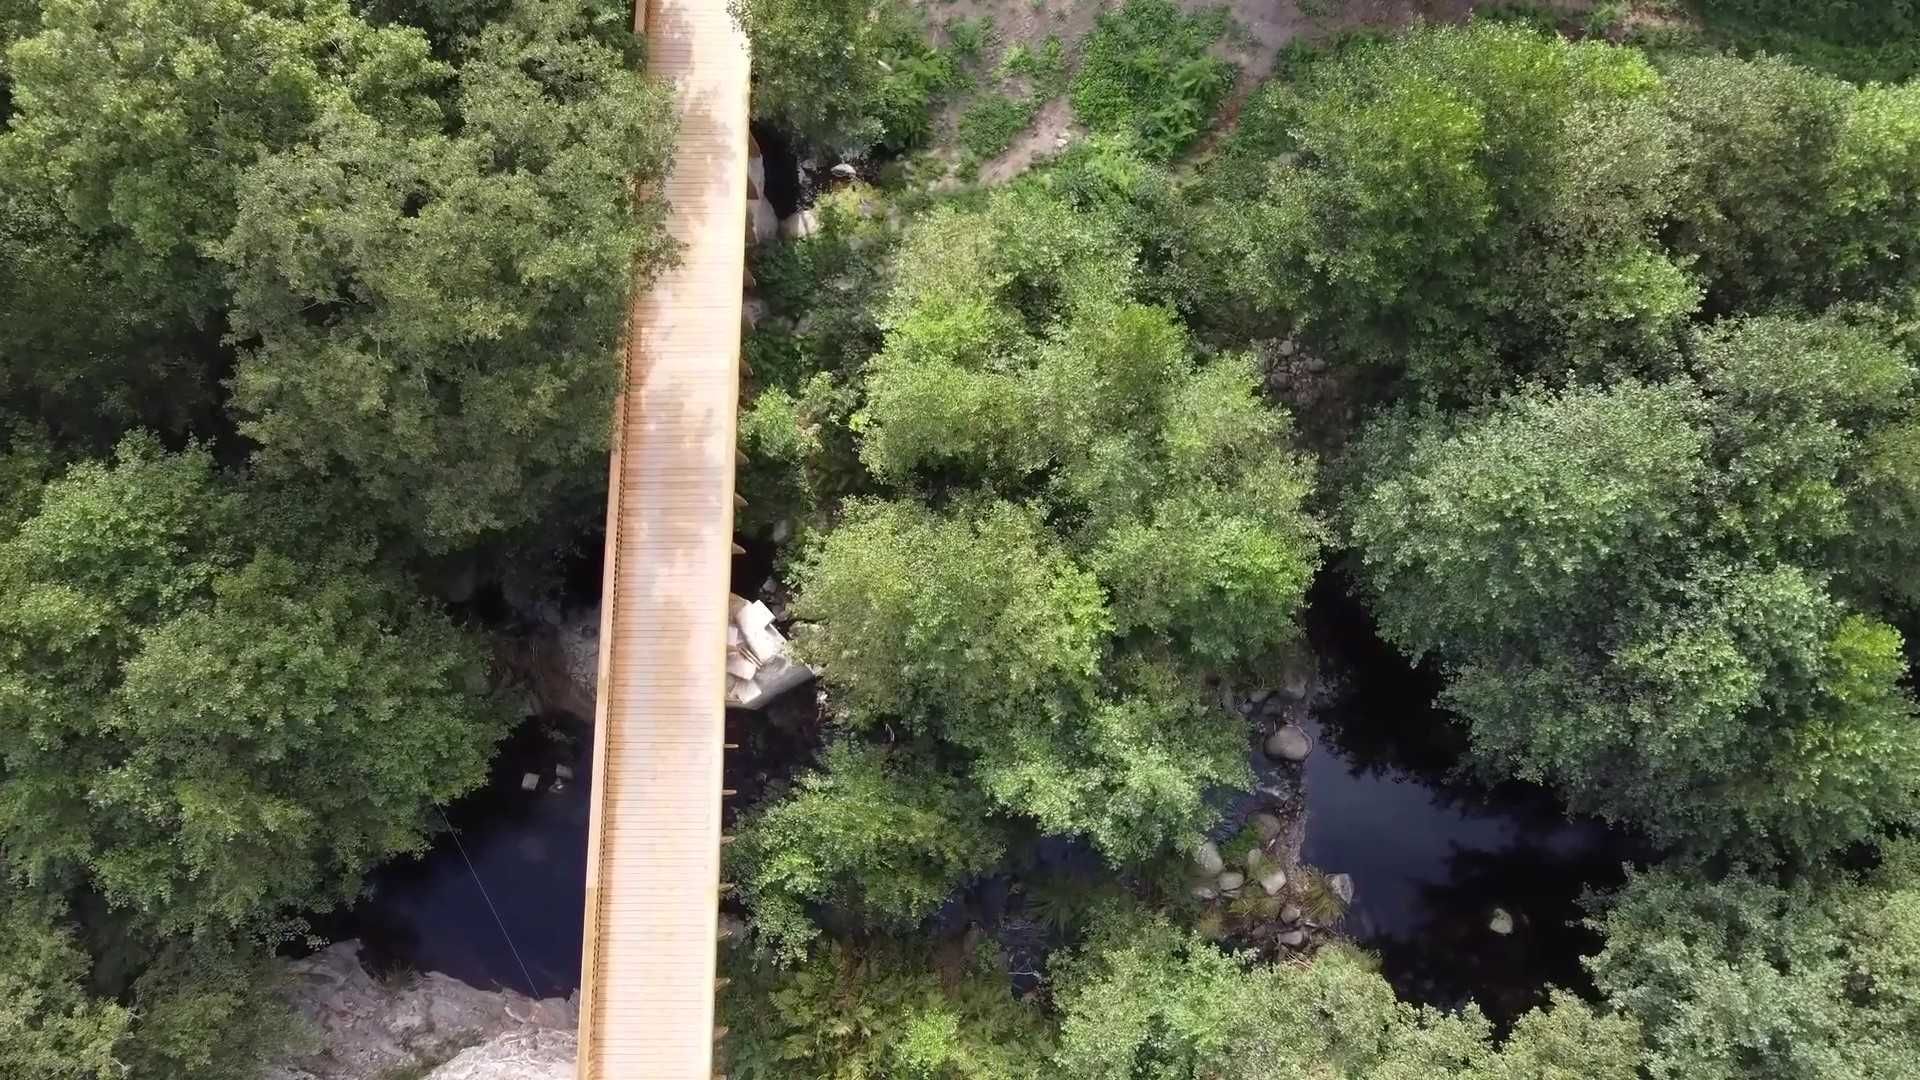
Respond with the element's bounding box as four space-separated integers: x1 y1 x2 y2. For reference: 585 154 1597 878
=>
436 804 541 1000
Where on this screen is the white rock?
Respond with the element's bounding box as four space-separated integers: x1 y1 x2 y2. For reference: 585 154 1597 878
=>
1264 725 1313 762
1280 903 1303 923
778 209 818 241
1217 871 1246 892
742 295 769 332
831 162 858 179
1276 671 1313 702
1260 868 1288 895
735 598 777 635
1326 873 1355 905
747 196 778 245
1243 846 1265 871
263 942 576 1080
1277 930 1308 948
1488 908 1514 935
1193 840 1225 876
520 772 540 792
747 141 767 198
427 1029 576 1080
1191 883 1218 901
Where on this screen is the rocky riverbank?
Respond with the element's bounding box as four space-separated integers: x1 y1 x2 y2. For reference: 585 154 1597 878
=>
264 943 576 1080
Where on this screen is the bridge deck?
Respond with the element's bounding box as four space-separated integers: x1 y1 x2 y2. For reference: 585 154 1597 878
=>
576 0 748 1075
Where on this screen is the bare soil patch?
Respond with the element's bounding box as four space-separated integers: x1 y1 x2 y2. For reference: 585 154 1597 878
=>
913 0 1592 182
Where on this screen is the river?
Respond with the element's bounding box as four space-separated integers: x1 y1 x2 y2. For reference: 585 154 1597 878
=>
327 570 1640 1023
1300 569 1645 1022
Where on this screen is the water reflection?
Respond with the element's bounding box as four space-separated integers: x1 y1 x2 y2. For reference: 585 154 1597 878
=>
311 720 591 998
1300 570 1644 1024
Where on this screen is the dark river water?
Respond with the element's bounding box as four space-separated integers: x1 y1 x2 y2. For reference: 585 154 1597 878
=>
327 570 1641 1022
1300 570 1645 1021
314 719 593 998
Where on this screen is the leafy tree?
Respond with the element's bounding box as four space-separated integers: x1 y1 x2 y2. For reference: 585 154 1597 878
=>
1351 381 1707 658
720 936 1053 1080
776 181 1316 871
0 186 219 448
727 0 960 154
217 0 676 548
1690 0 1920 85
113 932 290 1080
0 437 508 934
1658 54 1920 312
730 742 1006 963
1348 315 1920 856
1 0 447 328
792 499 1110 729
1588 838 1920 1080
792 499 1253 862
1189 23 1694 395
0 891 129 1080
1051 908 1643 1079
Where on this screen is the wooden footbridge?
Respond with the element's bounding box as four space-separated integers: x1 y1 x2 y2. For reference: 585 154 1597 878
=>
575 0 749 1075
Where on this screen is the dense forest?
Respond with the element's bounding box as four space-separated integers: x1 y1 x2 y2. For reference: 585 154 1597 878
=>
4 0 1920 1077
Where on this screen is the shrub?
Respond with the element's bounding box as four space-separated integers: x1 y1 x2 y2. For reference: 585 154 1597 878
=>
1069 0 1235 159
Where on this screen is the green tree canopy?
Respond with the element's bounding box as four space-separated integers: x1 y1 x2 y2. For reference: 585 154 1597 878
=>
1051 908 1644 1080
1661 54 1920 314
0 437 508 934
1 0 447 327
1348 314 1920 857
730 742 1007 963
768 181 1320 887
721 935 1053 1080
1588 838 1920 1080
217 0 676 548
1188 22 1696 395
727 0 958 154
0 891 128 1080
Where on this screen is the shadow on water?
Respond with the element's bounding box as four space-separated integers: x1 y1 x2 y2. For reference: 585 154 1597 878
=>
316 562 1646 1020
1299 568 1648 1025
306 718 592 999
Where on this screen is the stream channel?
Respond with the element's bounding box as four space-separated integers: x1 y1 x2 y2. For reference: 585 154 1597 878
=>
325 569 1643 1023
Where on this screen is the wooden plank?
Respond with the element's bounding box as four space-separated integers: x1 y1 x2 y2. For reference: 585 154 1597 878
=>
576 0 747 1075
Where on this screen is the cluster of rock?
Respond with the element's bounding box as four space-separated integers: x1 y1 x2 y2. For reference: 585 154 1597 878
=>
1190 823 1355 956
502 603 601 722
264 943 576 1080
1259 336 1326 393
1183 665 1362 955
1190 813 1293 903
726 592 815 708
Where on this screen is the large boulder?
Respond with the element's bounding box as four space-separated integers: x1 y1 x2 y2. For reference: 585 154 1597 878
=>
511 606 599 721
1326 873 1355 906
1263 725 1312 763
428 1030 576 1080
263 942 575 1080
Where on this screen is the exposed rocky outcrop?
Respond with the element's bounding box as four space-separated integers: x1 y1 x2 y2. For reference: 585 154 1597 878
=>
427 1030 575 1080
264 943 575 1080
1263 724 1313 762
